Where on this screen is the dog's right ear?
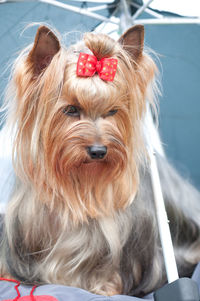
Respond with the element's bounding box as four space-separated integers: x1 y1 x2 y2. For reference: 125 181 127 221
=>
27 26 60 76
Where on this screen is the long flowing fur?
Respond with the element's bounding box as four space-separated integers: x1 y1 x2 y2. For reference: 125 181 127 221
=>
0 25 200 297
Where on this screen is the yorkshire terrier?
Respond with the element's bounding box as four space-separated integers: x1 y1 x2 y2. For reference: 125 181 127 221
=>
0 25 200 298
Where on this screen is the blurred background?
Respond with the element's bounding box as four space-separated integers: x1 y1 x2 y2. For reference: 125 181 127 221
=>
0 0 200 189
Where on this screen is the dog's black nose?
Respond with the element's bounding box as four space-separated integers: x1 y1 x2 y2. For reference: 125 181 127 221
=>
87 145 107 160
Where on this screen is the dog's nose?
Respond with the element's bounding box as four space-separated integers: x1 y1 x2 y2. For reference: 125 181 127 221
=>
87 145 107 160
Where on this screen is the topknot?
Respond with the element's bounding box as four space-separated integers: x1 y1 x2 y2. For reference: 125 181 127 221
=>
83 32 118 60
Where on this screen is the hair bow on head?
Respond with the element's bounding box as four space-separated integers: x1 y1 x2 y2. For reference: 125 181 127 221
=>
76 53 118 82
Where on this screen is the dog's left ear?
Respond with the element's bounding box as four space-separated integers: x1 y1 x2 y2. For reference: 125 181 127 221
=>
119 25 144 62
28 26 61 75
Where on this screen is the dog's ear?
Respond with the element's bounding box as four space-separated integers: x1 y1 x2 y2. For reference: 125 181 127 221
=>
119 25 144 61
28 26 60 75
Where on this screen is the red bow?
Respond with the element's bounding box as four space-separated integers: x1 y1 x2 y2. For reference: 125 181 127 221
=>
76 53 118 82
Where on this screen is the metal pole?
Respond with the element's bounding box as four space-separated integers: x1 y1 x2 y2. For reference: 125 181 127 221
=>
133 17 200 25
119 0 133 31
87 4 116 12
39 0 119 24
132 0 154 21
143 106 179 283
149 148 179 282
130 2 164 19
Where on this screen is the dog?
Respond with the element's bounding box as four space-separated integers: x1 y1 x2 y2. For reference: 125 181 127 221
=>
0 25 200 298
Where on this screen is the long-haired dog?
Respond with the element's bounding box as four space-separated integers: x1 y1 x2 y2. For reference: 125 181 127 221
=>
0 25 200 298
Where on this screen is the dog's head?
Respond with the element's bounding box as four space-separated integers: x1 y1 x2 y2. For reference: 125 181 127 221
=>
9 25 157 223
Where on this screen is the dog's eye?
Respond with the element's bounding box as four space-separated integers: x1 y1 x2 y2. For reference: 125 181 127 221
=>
63 105 80 117
105 109 118 117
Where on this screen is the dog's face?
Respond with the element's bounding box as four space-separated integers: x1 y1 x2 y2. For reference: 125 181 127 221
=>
11 26 156 223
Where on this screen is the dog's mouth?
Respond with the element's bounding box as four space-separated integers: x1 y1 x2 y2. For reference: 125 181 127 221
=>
76 160 107 177
73 159 106 170
81 156 108 168
83 159 105 165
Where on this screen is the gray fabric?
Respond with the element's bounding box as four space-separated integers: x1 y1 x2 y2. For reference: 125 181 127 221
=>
192 262 200 286
0 263 200 301
0 282 142 301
